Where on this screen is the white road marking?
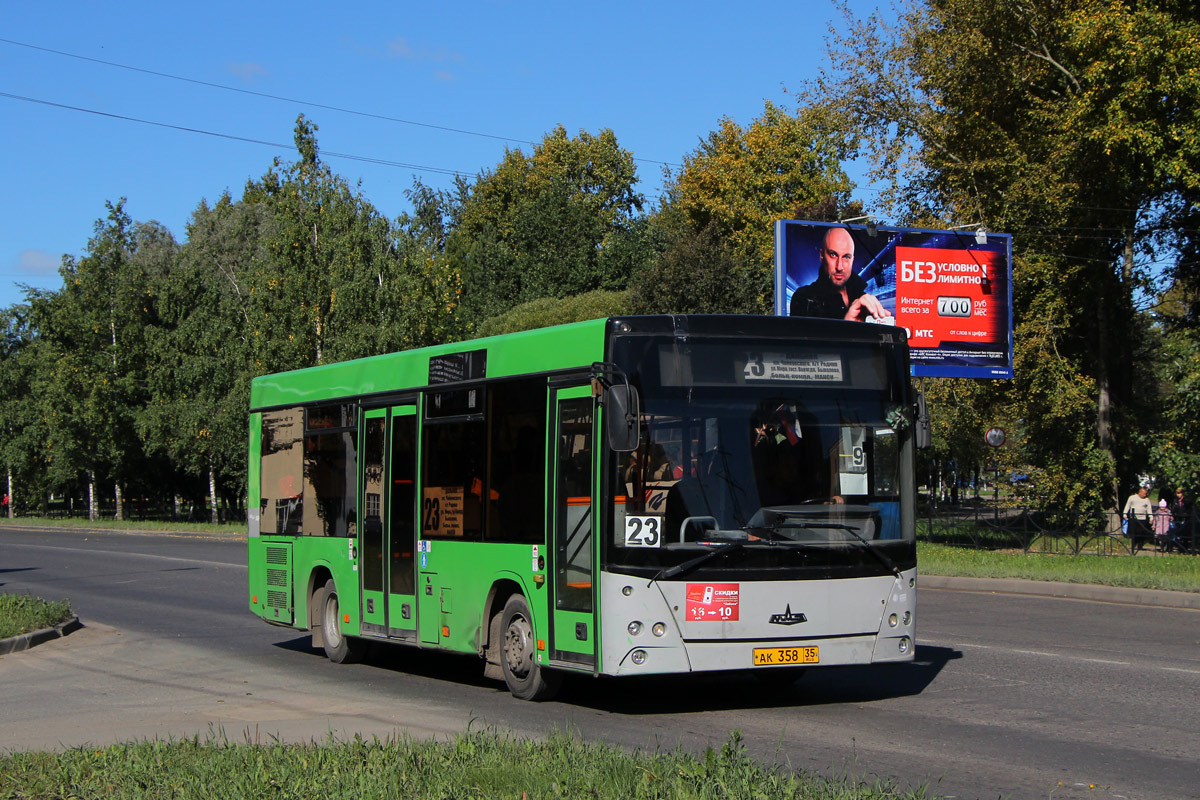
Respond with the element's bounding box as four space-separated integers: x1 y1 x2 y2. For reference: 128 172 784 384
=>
2 540 245 569
928 639 1131 666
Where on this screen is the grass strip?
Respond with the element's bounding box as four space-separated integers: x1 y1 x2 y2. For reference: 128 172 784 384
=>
918 543 1200 593
0 729 926 800
0 594 72 639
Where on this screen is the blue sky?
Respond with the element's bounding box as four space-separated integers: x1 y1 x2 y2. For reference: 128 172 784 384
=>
1 1 889 310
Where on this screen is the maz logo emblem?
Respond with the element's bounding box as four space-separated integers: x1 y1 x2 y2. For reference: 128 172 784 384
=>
769 604 808 625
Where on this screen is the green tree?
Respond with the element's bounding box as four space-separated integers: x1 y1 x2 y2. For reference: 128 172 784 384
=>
144 194 272 522
389 179 467 348
637 102 857 314
630 222 757 314
31 201 168 519
0 304 50 516
819 0 1200 514
475 289 633 336
446 126 644 326
1147 284 1200 495
241 115 407 370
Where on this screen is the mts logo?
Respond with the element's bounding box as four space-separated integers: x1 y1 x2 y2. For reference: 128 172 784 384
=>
914 329 933 337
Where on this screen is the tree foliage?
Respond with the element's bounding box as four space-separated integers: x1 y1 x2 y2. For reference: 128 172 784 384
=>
240 116 407 369
475 289 634 337
28 201 170 518
818 0 1200 513
637 102 857 314
0 304 49 515
446 126 643 326
3 37 1194 526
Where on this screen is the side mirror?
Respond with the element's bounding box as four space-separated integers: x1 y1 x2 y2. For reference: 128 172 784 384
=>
606 384 641 452
915 390 932 450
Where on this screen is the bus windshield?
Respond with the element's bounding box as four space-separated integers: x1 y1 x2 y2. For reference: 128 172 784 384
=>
607 335 914 572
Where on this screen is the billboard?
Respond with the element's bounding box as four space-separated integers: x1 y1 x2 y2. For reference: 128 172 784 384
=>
774 220 1013 379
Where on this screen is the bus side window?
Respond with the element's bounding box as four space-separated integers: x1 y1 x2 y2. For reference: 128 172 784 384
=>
487 378 547 544
260 408 304 535
422 419 486 540
302 428 358 537
301 405 358 537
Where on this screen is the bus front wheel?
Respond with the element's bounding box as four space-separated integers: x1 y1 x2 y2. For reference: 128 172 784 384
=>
319 578 364 664
500 595 561 701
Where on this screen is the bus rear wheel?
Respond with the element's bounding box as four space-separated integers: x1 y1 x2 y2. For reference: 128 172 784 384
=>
319 578 364 664
500 595 561 701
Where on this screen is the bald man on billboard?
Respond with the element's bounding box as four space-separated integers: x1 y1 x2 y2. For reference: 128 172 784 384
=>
789 227 889 322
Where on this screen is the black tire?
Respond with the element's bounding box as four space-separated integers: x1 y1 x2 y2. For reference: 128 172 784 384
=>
499 594 561 701
319 578 364 664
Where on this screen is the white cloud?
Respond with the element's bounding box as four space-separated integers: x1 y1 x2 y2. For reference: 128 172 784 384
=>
16 249 61 276
387 36 415 59
227 61 270 82
385 35 463 65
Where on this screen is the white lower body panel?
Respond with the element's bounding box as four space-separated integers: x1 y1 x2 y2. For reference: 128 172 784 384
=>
598 568 917 676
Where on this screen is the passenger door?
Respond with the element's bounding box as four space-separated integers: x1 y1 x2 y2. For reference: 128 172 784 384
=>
549 388 596 668
358 404 418 638
359 409 388 632
386 405 418 637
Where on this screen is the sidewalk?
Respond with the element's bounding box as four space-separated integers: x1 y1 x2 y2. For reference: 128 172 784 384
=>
921 575 1200 610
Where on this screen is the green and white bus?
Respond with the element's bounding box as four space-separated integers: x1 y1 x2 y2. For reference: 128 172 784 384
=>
248 315 921 700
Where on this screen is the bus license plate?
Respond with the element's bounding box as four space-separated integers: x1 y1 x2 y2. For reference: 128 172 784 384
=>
752 646 819 666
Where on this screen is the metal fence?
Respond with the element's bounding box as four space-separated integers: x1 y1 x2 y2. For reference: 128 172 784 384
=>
8 497 246 525
919 497 1200 556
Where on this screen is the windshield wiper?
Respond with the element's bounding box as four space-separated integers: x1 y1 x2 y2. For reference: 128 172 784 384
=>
836 523 901 579
649 541 745 584
764 519 901 579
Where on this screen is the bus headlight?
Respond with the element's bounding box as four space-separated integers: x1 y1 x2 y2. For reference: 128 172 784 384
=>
903 611 912 626
898 636 911 655
628 621 643 636
631 649 647 665
652 622 667 637
888 613 898 628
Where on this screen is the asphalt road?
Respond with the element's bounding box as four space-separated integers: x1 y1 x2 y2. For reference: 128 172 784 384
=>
2 525 1198 800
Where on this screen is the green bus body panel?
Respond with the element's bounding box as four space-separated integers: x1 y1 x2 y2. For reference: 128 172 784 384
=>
552 609 593 656
249 535 356 630
416 540 539 655
249 318 608 411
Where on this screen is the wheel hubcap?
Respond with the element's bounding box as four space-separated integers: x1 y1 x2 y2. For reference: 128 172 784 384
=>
503 614 533 679
325 594 341 647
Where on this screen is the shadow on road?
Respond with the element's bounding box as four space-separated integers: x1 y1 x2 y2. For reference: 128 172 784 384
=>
272 633 960 712
0 565 39 589
557 645 961 714
273 634 498 691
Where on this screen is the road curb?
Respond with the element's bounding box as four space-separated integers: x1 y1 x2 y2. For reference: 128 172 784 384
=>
0 523 245 541
0 616 84 656
921 575 1200 610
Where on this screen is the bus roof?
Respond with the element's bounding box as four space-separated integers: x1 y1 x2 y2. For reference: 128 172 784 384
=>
248 314 910 411
249 317 610 411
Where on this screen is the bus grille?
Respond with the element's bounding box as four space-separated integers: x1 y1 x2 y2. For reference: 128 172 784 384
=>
259 542 293 622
